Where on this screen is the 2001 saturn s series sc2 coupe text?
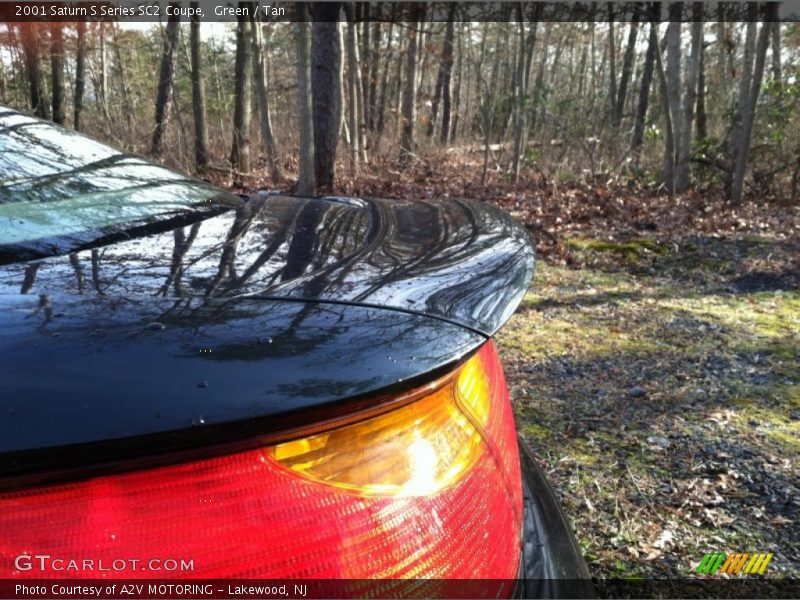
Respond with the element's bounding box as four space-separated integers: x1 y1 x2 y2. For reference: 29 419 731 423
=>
0 107 590 597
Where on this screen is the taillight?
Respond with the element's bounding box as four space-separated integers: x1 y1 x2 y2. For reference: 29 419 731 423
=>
0 341 521 579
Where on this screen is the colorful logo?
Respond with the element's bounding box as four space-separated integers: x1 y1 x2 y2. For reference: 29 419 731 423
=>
696 552 774 575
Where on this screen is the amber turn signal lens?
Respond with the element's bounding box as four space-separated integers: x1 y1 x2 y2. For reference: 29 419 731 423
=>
270 352 493 497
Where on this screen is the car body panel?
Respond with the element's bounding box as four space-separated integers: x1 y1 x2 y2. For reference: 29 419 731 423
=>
0 292 483 482
0 194 534 336
0 108 534 485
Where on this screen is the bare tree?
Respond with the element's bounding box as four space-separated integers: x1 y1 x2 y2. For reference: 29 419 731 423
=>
607 12 618 124
19 24 48 119
512 15 538 184
614 19 638 128
110 24 134 136
429 6 456 141
230 8 254 172
190 2 209 170
440 4 457 144
375 18 396 140
451 24 464 143
97 22 109 120
399 13 423 166
696 35 708 141
732 16 774 204
353 20 368 164
50 24 65 125
150 6 181 158
631 19 656 157
663 18 682 194
366 19 382 133
731 19 757 184
475 22 502 185
295 10 315 195
311 3 342 189
653 24 676 196
344 11 360 171
252 20 283 183
770 18 781 87
74 22 86 130
676 20 703 192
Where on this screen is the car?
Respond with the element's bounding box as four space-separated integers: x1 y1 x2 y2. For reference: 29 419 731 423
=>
0 106 591 596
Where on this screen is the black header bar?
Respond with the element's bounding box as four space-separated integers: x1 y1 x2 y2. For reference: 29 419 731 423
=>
1 1 797 23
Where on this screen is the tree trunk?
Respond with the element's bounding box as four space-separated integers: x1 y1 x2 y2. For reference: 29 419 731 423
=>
337 23 347 148
451 24 463 143
19 24 48 119
357 5 370 130
367 20 382 132
429 6 455 140
370 20 382 132
98 22 108 112
654 24 676 196
716 20 732 98
355 25 368 164
358 8 371 133
614 19 638 128
92 22 112 129
399 12 423 166
50 24 65 125
731 19 773 204
512 17 530 184
440 5 456 145
230 9 253 172
190 4 210 170
529 23 550 134
415 13 430 116
770 15 781 87
607 13 617 124
345 14 360 171
696 37 707 141
428 43 446 139
311 3 342 190
149 7 181 158
252 20 283 183
663 18 682 194
74 21 86 131
110 24 134 136
390 34 406 140
631 20 656 157
375 20 395 139
294 11 315 195
676 20 703 193
479 23 502 186
731 19 757 190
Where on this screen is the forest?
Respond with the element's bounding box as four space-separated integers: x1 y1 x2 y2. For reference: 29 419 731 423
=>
1 3 798 203
1 1 799 584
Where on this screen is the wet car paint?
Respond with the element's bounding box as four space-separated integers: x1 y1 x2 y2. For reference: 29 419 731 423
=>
1 194 534 335
0 108 535 486
0 292 482 484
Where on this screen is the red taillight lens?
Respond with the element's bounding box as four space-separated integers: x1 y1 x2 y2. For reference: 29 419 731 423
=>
0 342 521 579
